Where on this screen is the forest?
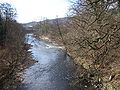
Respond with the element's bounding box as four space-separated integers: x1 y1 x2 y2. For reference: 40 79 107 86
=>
0 3 35 90
34 0 120 89
0 0 120 90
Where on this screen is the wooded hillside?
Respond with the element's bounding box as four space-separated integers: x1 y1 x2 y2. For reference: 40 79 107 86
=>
34 0 120 89
0 3 34 90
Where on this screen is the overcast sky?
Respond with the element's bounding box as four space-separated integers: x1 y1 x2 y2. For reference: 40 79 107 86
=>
0 0 70 23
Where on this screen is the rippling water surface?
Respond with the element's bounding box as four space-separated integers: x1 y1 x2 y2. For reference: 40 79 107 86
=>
18 34 75 90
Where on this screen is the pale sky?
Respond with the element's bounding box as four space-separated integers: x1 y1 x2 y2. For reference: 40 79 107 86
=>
0 0 70 23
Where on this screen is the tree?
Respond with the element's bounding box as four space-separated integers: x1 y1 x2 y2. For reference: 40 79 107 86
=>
0 3 16 46
0 3 26 90
67 0 120 89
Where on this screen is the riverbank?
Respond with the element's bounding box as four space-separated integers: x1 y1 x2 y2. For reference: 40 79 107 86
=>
33 34 98 89
17 33 78 90
0 43 36 90
35 34 120 90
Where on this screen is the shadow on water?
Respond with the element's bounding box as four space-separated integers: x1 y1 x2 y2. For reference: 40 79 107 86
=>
18 34 76 90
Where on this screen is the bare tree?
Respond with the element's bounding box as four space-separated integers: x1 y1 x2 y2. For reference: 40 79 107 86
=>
66 0 120 89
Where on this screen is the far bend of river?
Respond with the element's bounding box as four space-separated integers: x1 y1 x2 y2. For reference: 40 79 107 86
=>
18 34 76 90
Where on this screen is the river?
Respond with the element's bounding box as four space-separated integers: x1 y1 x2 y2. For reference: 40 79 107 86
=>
18 34 75 90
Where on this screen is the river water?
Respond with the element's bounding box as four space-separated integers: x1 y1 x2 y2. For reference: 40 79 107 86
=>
18 34 75 90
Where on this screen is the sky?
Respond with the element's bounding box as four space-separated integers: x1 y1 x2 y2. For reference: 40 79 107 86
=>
0 0 71 23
